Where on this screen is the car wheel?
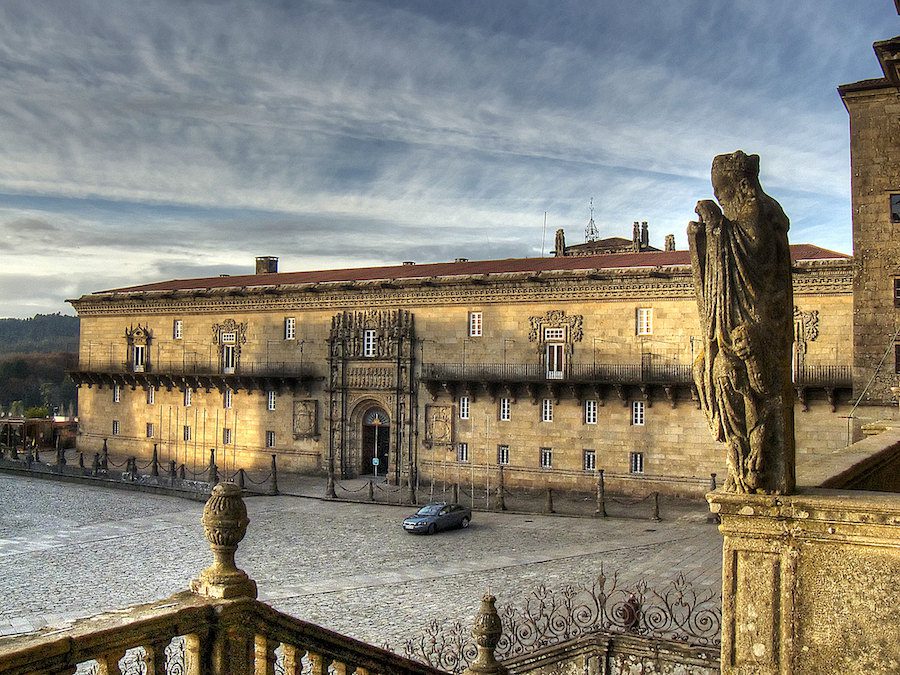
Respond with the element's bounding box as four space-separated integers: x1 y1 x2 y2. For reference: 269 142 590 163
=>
427 523 436 535
461 517 470 529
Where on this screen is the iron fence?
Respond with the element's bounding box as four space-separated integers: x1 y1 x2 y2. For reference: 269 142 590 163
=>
74 358 313 378
421 362 693 384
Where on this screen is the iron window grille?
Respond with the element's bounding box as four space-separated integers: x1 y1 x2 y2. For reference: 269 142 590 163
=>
497 444 510 465
265 430 276 448
583 449 596 472
112 420 119 435
457 442 469 462
113 385 120 403
146 423 154 438
540 447 552 469
630 451 644 474
184 388 192 407
146 386 155 405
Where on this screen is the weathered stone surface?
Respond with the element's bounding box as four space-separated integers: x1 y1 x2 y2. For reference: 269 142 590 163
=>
688 151 796 495
708 488 900 674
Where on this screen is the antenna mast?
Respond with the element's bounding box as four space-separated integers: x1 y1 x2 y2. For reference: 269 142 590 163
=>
541 211 548 257
585 197 599 242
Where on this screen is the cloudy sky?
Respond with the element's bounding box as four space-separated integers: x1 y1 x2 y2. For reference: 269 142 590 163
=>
0 1 895 317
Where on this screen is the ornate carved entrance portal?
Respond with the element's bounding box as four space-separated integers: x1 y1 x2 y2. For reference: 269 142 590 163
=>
327 310 416 481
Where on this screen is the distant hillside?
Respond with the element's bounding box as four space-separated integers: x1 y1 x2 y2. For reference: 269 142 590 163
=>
0 352 77 413
0 314 79 355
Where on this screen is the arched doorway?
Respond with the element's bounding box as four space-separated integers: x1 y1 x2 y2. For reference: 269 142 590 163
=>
361 407 390 476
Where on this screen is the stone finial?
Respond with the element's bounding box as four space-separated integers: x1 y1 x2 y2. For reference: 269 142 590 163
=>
664 233 676 251
554 228 566 257
190 482 258 599
463 593 508 675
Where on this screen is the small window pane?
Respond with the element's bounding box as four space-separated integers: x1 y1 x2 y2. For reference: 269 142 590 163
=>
459 396 470 420
540 447 552 468
224 388 233 409
499 397 510 421
632 401 645 426
630 452 644 474
541 399 553 422
583 449 596 472
469 312 483 337
497 444 509 465
457 442 469 462
265 430 276 448
585 399 598 424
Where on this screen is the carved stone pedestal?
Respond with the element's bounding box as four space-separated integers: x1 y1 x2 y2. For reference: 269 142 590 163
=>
708 489 900 674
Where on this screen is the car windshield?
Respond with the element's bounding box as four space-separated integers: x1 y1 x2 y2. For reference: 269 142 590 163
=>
416 505 443 516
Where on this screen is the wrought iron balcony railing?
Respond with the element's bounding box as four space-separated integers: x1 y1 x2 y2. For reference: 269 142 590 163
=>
793 364 852 387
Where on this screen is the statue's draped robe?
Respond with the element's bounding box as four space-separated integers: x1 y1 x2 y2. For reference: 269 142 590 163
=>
691 183 794 493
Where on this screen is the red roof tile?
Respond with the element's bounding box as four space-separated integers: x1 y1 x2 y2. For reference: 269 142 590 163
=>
97 244 850 294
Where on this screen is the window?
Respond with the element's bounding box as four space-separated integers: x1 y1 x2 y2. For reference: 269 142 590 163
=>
583 449 596 472
224 388 233 409
112 420 120 435
584 399 598 425
133 345 145 372
223 428 232 445
499 397 510 421
146 423 154 438
267 390 277 411
222 344 236 374
363 329 377 357
632 401 645 426
469 311 483 337
497 444 510 465
184 388 192 407
459 396 470 420
894 278 900 307
896 344 900 375
284 317 296 340
457 442 469 462
146 385 155 405
173 319 183 340
183 425 191 442
113 384 121 403
265 430 276 448
891 194 900 224
540 447 552 469
630 452 644 474
541 398 553 422
636 308 653 335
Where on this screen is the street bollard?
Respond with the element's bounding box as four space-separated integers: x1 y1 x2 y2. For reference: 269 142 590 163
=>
101 440 109 470
595 469 608 518
452 482 459 504
710 472 717 491
545 487 555 514
151 444 159 477
78 452 85 470
367 479 375 502
652 492 661 521
268 454 279 495
178 463 186 480
168 460 177 480
56 445 66 467
208 449 218 485
495 466 507 511
91 452 100 476
237 468 246 490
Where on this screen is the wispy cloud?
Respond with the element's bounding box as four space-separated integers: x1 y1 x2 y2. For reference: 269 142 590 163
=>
0 0 892 316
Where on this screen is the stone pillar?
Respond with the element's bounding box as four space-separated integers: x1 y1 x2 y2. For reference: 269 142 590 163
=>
708 489 900 674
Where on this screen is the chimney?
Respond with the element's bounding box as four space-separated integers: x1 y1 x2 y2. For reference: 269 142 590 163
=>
664 234 676 251
402 261 415 266
455 257 469 263
640 222 649 248
632 222 640 252
255 256 278 274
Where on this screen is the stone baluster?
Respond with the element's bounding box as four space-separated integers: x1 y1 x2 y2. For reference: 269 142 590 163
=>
331 662 348 675
307 652 330 675
144 639 169 674
254 634 277 675
95 649 127 674
184 632 210 675
462 593 508 675
281 644 305 675
211 624 255 675
353 667 371 675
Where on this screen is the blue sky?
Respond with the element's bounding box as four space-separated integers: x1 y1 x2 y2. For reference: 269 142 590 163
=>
0 1 896 317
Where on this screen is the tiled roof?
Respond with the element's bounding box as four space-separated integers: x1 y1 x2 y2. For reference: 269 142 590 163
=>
98 244 850 294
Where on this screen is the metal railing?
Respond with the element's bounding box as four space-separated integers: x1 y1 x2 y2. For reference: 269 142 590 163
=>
74 358 314 378
793 364 852 387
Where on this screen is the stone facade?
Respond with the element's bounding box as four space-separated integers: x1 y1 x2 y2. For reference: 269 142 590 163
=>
839 36 900 404
69 248 857 497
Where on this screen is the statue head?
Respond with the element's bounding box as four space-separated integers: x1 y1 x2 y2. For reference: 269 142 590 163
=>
710 151 762 220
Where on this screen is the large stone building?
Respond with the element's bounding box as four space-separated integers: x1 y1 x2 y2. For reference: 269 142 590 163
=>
68 236 859 497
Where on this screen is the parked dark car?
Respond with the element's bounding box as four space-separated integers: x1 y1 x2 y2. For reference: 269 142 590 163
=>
402 502 471 534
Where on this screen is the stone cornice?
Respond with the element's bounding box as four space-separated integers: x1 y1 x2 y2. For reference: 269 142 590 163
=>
69 260 853 317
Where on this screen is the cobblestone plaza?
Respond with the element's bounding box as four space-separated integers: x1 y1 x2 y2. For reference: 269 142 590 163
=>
0 474 722 649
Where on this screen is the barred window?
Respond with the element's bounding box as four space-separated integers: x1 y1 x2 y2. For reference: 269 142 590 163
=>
636 308 653 335
540 447 552 469
583 449 596 472
113 384 121 403
173 319 183 340
224 388 233 409
223 428 232 445
267 390 277 411
457 442 469 462
184 388 192 407
183 425 191 442
146 423 154 438
112 420 119 435
630 452 644 474
146 385 155 405
265 430 276 448
497 444 509 465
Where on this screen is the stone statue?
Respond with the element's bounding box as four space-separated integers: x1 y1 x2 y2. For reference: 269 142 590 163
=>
554 228 566 257
688 151 795 495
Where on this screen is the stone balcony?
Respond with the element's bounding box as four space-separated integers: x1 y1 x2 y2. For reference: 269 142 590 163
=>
68 359 322 395
421 362 852 409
